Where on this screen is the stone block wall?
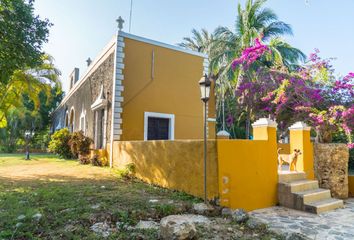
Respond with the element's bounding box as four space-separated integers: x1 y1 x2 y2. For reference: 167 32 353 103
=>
314 143 349 199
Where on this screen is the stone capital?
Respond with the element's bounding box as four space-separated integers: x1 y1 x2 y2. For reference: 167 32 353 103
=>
289 121 311 131
217 130 230 139
251 118 277 128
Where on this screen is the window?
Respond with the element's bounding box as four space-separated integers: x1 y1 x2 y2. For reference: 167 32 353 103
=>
94 108 106 149
79 108 86 135
144 112 175 141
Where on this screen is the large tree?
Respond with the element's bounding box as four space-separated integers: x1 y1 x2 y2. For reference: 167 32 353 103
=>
0 54 61 127
0 0 52 84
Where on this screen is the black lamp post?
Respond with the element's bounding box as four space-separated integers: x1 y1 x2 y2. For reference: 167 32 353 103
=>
25 130 35 160
199 74 211 203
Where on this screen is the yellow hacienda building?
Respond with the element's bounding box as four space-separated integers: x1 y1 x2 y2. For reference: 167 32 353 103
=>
51 20 216 166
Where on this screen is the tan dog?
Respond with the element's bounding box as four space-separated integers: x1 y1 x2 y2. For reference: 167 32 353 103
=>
277 148 302 171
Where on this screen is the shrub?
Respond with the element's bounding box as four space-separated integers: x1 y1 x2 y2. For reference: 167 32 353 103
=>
79 155 91 165
68 131 93 158
116 163 136 179
90 154 109 167
48 128 74 159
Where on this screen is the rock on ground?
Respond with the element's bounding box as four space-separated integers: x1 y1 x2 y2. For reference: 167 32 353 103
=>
221 208 249 223
160 214 210 240
245 217 266 230
192 203 214 215
32 213 42 221
231 209 249 223
285 232 312 240
135 220 159 230
90 222 112 238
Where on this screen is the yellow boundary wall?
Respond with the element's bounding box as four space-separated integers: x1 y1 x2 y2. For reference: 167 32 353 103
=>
349 175 354 197
217 139 278 211
110 120 318 211
112 140 219 199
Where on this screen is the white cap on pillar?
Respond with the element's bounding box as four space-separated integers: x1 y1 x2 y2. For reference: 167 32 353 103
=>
217 130 230 139
251 118 277 128
289 121 311 131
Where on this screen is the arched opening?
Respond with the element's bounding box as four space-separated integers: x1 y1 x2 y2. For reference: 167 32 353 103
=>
65 111 69 128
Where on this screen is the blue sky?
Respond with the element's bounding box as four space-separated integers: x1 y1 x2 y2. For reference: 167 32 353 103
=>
34 0 354 93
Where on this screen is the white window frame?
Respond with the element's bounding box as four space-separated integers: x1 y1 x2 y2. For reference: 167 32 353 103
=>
144 112 175 141
79 108 86 135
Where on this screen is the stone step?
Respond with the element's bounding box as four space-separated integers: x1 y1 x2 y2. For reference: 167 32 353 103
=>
293 188 331 210
294 188 331 204
278 171 307 183
279 180 319 193
304 198 344 214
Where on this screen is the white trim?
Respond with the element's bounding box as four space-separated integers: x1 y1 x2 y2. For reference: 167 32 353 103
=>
144 112 175 141
289 121 311 131
64 110 69 127
79 107 86 135
251 118 277 128
110 32 126 167
119 31 208 58
91 85 108 111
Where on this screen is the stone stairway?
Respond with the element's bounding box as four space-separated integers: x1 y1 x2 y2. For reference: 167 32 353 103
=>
278 172 344 214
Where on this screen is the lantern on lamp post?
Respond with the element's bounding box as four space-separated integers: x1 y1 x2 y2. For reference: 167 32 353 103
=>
199 74 211 203
24 130 35 160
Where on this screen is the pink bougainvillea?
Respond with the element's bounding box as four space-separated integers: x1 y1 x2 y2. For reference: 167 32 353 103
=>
231 38 270 69
230 43 353 146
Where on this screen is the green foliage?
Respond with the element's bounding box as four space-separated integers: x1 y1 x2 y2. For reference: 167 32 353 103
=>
0 0 52 84
48 128 73 159
68 131 93 158
78 155 91 165
116 163 136 179
90 154 109 167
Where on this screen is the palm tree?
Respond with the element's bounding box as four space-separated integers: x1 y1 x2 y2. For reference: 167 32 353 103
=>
178 28 214 54
211 0 302 81
0 54 61 126
180 0 306 139
268 38 306 71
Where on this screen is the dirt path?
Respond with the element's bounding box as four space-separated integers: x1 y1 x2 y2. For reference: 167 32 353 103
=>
0 154 114 181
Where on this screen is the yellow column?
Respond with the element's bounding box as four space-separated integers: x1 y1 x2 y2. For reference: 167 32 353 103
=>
289 122 314 179
252 118 277 142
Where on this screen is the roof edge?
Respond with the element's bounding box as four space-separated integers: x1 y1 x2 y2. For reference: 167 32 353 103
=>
119 31 208 58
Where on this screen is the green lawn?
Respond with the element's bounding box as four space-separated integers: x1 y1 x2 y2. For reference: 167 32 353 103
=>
0 154 282 240
0 154 198 239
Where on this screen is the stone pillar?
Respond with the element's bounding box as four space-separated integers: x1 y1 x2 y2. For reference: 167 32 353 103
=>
289 122 314 179
252 118 277 142
314 143 349 199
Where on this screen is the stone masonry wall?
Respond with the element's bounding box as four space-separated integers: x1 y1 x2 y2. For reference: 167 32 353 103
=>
52 52 114 145
314 143 349 199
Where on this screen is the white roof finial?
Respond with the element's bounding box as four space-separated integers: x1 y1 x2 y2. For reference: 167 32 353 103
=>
116 16 124 31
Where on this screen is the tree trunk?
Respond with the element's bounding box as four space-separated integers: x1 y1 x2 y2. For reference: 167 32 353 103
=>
245 114 250 139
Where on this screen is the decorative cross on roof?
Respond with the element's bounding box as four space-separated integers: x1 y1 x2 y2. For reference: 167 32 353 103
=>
86 57 92 67
116 16 124 31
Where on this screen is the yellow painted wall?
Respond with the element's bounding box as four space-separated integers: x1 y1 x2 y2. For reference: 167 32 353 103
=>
277 143 290 154
289 130 315 179
112 140 219 199
217 139 278 211
121 38 215 141
348 176 354 197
